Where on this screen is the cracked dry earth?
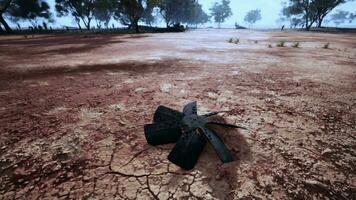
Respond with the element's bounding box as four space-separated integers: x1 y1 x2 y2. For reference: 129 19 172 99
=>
0 29 355 199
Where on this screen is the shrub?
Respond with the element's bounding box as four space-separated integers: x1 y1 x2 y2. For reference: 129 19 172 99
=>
254 40 258 44
323 43 330 49
227 37 239 44
268 44 272 48
277 41 285 47
292 42 300 48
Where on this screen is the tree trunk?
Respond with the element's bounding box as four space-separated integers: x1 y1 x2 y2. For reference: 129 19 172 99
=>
317 15 326 28
0 14 11 33
134 20 139 33
84 19 90 30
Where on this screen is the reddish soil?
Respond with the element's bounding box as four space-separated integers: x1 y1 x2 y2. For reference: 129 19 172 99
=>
0 29 355 199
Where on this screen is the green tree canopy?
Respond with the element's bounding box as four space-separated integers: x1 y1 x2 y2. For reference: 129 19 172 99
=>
244 9 262 27
210 0 232 28
55 0 105 30
281 0 351 30
0 0 51 33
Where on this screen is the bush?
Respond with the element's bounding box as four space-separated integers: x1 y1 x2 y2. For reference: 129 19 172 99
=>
277 41 285 47
292 42 300 48
254 40 258 44
227 37 239 44
323 43 330 49
268 44 273 48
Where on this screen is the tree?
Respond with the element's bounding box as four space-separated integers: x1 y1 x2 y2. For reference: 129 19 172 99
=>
312 0 349 27
93 0 115 29
244 9 261 27
157 0 188 27
281 0 351 30
189 3 209 27
210 0 232 28
0 0 51 33
349 12 356 23
55 0 97 30
116 0 144 33
141 0 158 26
156 0 205 28
331 9 349 26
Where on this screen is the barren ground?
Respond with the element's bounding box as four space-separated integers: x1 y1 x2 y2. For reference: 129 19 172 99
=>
0 29 355 200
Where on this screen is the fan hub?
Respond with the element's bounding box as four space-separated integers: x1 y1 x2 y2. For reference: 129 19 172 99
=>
181 114 207 132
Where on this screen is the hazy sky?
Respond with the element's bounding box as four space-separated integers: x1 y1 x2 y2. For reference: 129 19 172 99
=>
8 0 356 28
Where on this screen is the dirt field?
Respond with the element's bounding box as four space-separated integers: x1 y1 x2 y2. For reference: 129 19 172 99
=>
0 29 355 200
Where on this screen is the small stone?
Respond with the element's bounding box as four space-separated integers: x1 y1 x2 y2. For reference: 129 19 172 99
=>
321 148 332 156
160 83 172 93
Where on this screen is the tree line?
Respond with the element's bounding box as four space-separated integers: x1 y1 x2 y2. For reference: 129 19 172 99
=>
280 0 355 29
0 0 355 34
0 0 219 33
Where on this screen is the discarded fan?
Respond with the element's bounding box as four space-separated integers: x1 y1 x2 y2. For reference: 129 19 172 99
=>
144 102 246 170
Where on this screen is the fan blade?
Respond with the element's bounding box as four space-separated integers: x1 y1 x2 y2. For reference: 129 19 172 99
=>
202 111 228 118
168 130 206 170
153 105 183 123
183 101 197 115
202 128 234 163
207 122 247 129
144 121 182 146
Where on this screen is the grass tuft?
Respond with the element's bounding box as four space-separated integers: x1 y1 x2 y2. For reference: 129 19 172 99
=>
228 37 240 44
292 42 300 48
323 43 330 49
268 44 273 48
277 41 286 47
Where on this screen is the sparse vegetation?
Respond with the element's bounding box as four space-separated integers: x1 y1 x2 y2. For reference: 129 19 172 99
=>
254 40 258 44
277 41 286 47
323 43 330 49
228 37 240 44
292 42 300 48
268 44 273 48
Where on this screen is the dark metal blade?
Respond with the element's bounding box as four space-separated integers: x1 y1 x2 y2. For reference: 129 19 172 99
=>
168 130 207 170
153 105 183 123
207 122 247 129
183 101 197 116
202 128 234 163
144 120 182 146
202 111 228 118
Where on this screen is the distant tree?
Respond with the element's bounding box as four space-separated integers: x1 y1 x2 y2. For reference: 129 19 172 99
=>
312 0 350 27
331 9 349 26
349 12 356 23
244 9 262 27
141 0 158 26
156 0 176 27
93 0 115 29
190 3 209 27
281 0 351 30
0 0 51 33
210 0 232 28
156 0 203 27
115 0 145 33
157 0 189 27
55 0 97 30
